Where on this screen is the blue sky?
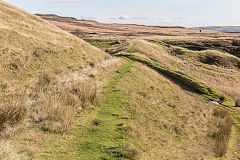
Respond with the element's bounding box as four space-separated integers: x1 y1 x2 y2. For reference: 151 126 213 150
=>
4 0 240 27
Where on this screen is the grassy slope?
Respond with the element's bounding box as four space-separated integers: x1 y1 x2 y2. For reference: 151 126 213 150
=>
122 63 219 159
143 39 240 101
0 0 103 85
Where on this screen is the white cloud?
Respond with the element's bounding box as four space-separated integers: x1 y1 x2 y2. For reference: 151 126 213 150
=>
118 15 148 20
119 14 130 20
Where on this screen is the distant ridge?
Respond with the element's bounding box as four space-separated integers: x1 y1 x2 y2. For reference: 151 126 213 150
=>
36 14 185 29
195 26 240 33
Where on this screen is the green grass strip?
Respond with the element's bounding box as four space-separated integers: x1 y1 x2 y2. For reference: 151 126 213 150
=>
125 41 137 53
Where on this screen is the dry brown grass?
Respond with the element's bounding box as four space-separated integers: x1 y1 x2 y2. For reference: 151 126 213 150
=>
0 55 121 159
38 72 55 86
211 109 233 157
0 56 119 135
0 141 22 160
0 75 98 135
27 73 98 133
0 97 24 132
236 99 240 107
0 0 109 137
70 80 97 109
122 63 218 159
31 88 75 133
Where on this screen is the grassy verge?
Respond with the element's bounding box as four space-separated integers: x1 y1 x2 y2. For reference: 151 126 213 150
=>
117 53 235 107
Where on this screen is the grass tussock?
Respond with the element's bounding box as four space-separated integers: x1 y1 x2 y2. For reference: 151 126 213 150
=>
236 99 240 107
0 98 24 132
32 89 75 134
71 80 98 109
212 109 233 157
38 72 55 86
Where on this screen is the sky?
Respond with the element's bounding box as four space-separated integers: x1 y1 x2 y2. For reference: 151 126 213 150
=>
4 0 240 27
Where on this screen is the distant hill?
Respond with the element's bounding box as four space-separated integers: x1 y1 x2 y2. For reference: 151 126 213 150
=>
195 26 240 33
37 14 216 39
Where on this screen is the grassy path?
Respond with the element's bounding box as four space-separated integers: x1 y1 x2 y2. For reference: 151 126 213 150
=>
39 59 136 160
75 59 136 160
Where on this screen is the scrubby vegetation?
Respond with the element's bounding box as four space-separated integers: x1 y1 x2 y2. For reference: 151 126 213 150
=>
0 97 24 132
211 109 233 157
236 99 240 107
